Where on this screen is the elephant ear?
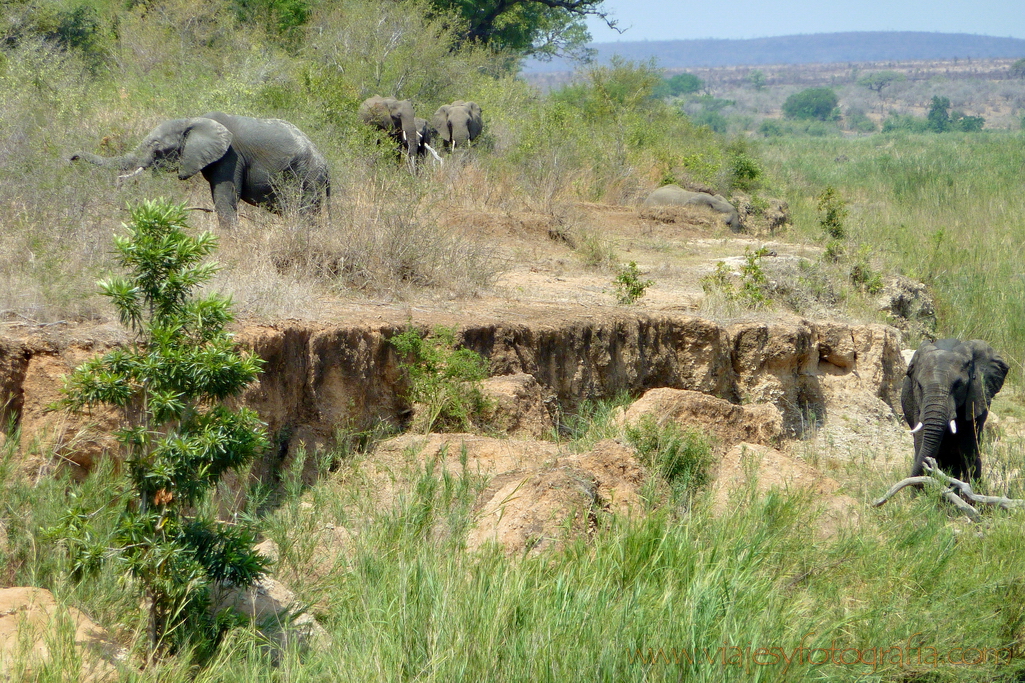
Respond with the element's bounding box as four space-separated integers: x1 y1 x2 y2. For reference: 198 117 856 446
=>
179 118 232 180
965 339 1009 417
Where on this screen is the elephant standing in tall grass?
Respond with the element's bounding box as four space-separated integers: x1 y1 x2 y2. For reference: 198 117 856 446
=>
901 338 1008 481
431 101 483 152
71 112 331 229
359 96 430 168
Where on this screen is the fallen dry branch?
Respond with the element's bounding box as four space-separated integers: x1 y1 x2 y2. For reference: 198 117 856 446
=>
872 457 1025 523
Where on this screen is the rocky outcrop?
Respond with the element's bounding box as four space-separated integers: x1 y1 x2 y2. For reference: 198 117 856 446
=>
0 314 904 476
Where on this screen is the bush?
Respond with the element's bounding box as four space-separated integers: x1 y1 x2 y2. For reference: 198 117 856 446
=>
390 326 492 433
612 261 653 304
782 87 839 121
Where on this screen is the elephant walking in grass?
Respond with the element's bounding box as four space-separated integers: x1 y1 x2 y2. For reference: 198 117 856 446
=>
431 101 483 152
359 96 441 169
901 339 1009 481
71 112 331 230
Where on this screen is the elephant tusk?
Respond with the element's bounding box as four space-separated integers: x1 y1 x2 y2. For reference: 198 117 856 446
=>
950 420 957 434
910 422 923 433
424 143 443 164
116 166 145 188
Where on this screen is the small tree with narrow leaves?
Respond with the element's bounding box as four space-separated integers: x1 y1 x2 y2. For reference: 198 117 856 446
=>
56 199 269 658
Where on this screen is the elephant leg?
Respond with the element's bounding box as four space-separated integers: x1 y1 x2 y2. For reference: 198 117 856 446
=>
202 162 239 229
209 178 239 229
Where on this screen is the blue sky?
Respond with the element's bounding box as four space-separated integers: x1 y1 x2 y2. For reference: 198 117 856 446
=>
586 0 1025 43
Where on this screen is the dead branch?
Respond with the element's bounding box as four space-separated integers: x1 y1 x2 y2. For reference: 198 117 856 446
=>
872 457 1025 523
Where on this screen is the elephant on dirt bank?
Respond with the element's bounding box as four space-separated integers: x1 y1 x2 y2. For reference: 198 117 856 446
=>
431 101 483 152
359 95 438 168
71 113 330 230
901 338 1008 481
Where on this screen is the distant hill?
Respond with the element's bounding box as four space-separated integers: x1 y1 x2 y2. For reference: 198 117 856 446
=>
523 32 1025 73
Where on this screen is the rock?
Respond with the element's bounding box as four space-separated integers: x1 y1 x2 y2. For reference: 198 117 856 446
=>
215 577 328 654
877 276 936 339
466 439 645 555
618 388 783 449
733 193 792 235
0 587 122 682
479 372 554 439
710 443 860 540
639 184 741 230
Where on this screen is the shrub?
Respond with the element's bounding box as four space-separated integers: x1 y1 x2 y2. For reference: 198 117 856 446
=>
782 87 839 121
390 326 492 433
52 199 269 658
612 261 653 304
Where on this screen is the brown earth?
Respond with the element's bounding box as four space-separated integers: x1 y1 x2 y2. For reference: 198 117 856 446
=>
0 587 122 682
0 200 915 555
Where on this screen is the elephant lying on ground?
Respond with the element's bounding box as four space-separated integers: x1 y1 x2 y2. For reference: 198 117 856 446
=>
72 112 330 229
431 101 483 151
642 184 740 231
901 338 1008 481
359 96 441 168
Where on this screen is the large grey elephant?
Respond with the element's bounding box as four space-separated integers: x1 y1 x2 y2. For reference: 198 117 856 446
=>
901 338 1008 481
72 113 330 229
430 101 483 151
642 184 741 231
358 96 428 167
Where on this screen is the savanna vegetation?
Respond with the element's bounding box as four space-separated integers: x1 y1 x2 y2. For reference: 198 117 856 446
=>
4 0 1025 680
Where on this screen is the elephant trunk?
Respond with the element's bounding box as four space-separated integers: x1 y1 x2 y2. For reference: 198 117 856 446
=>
71 149 151 173
452 118 470 148
400 112 420 166
912 389 956 476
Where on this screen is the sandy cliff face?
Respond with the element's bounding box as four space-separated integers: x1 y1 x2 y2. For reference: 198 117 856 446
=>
0 312 904 477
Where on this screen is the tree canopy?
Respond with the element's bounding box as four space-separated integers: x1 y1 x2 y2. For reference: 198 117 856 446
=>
857 71 906 95
782 87 839 121
425 0 614 60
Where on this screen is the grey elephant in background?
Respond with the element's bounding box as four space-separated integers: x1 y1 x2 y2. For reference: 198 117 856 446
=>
642 184 740 231
71 112 330 229
431 101 483 151
359 95 435 167
901 338 1008 481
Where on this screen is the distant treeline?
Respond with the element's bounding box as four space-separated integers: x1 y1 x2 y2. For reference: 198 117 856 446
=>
524 31 1025 73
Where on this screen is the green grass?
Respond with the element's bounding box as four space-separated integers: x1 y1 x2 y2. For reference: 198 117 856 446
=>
6 409 1025 681
762 131 1025 370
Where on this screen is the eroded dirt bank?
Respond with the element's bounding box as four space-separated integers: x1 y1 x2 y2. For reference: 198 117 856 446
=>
0 309 904 477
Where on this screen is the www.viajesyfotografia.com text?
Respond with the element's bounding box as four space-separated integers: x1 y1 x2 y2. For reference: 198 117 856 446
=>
627 633 1014 674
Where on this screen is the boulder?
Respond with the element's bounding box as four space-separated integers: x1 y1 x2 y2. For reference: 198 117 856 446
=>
479 372 554 439
618 388 783 449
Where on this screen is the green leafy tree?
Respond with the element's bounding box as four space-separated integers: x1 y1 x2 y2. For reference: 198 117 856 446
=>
857 70 905 95
425 0 614 60
653 72 703 98
781 87 839 121
55 199 269 657
927 95 952 132
748 70 766 91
